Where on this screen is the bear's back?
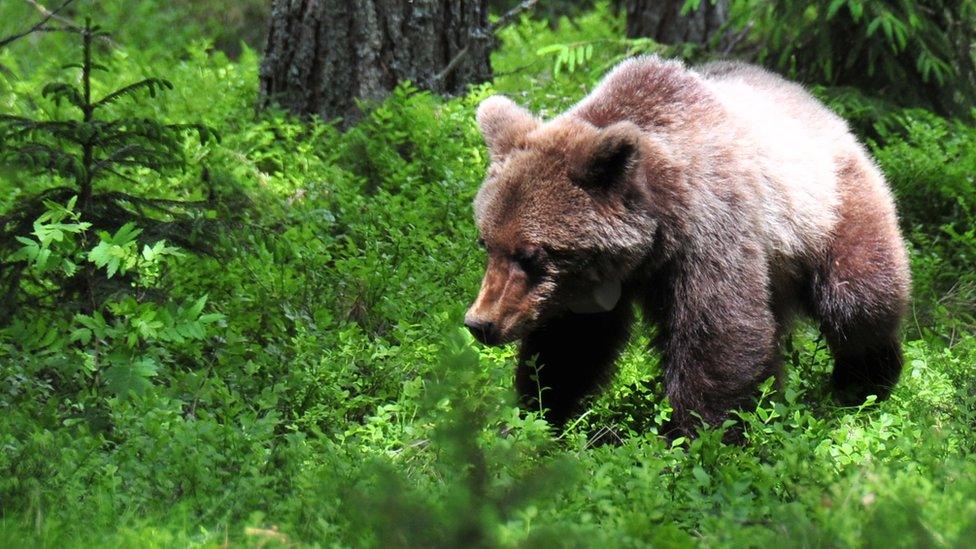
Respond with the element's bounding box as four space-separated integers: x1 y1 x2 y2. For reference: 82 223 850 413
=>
695 61 868 258
697 61 855 149
699 63 901 261
564 56 892 260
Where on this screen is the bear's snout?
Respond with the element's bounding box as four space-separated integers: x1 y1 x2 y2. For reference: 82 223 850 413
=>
466 254 541 345
463 315 500 346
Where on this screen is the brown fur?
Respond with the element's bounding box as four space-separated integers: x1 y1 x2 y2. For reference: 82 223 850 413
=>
465 57 910 438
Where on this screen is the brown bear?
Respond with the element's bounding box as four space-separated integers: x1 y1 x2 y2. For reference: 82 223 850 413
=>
464 56 911 438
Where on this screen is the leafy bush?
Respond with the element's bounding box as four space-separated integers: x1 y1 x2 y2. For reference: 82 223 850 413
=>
870 110 976 333
733 0 976 117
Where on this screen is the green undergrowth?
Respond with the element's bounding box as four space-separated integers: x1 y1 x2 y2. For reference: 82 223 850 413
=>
2 2 976 547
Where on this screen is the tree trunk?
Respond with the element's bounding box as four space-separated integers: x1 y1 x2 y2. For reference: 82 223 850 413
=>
259 0 492 125
619 0 729 47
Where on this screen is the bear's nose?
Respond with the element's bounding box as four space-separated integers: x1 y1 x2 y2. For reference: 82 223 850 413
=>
464 316 499 345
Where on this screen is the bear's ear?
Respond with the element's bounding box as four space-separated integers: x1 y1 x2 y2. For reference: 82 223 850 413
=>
477 96 539 161
571 121 643 189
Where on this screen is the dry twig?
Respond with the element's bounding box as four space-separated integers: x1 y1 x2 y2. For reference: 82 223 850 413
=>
433 0 540 84
0 0 77 49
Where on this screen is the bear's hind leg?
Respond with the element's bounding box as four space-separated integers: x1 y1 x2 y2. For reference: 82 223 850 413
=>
827 334 902 405
516 304 633 427
813 258 907 404
811 157 910 405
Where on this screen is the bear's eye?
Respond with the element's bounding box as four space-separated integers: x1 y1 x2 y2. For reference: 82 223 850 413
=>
513 246 546 276
476 237 486 249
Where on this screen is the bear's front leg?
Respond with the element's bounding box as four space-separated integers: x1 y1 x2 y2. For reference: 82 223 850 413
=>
516 304 633 427
653 256 780 439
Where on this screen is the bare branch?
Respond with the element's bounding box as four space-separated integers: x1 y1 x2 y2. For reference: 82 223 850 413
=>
433 0 540 84
24 0 87 33
488 0 539 34
721 21 754 55
0 0 77 49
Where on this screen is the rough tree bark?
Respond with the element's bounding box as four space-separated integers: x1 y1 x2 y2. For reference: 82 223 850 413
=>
259 0 492 125
617 0 730 47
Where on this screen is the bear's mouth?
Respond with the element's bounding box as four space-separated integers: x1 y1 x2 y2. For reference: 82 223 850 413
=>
470 308 539 346
567 278 622 314
466 268 626 346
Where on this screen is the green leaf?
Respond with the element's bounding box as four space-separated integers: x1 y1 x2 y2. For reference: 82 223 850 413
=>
188 295 208 318
535 44 566 55
199 313 224 325
866 17 882 37
826 0 846 20
70 328 92 345
103 358 158 396
112 222 143 245
692 466 711 485
36 248 51 270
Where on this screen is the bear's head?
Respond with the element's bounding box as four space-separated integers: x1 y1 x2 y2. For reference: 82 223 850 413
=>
465 96 669 345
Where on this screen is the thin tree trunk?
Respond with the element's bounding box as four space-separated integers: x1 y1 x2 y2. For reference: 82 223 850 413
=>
618 0 729 47
259 0 492 125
